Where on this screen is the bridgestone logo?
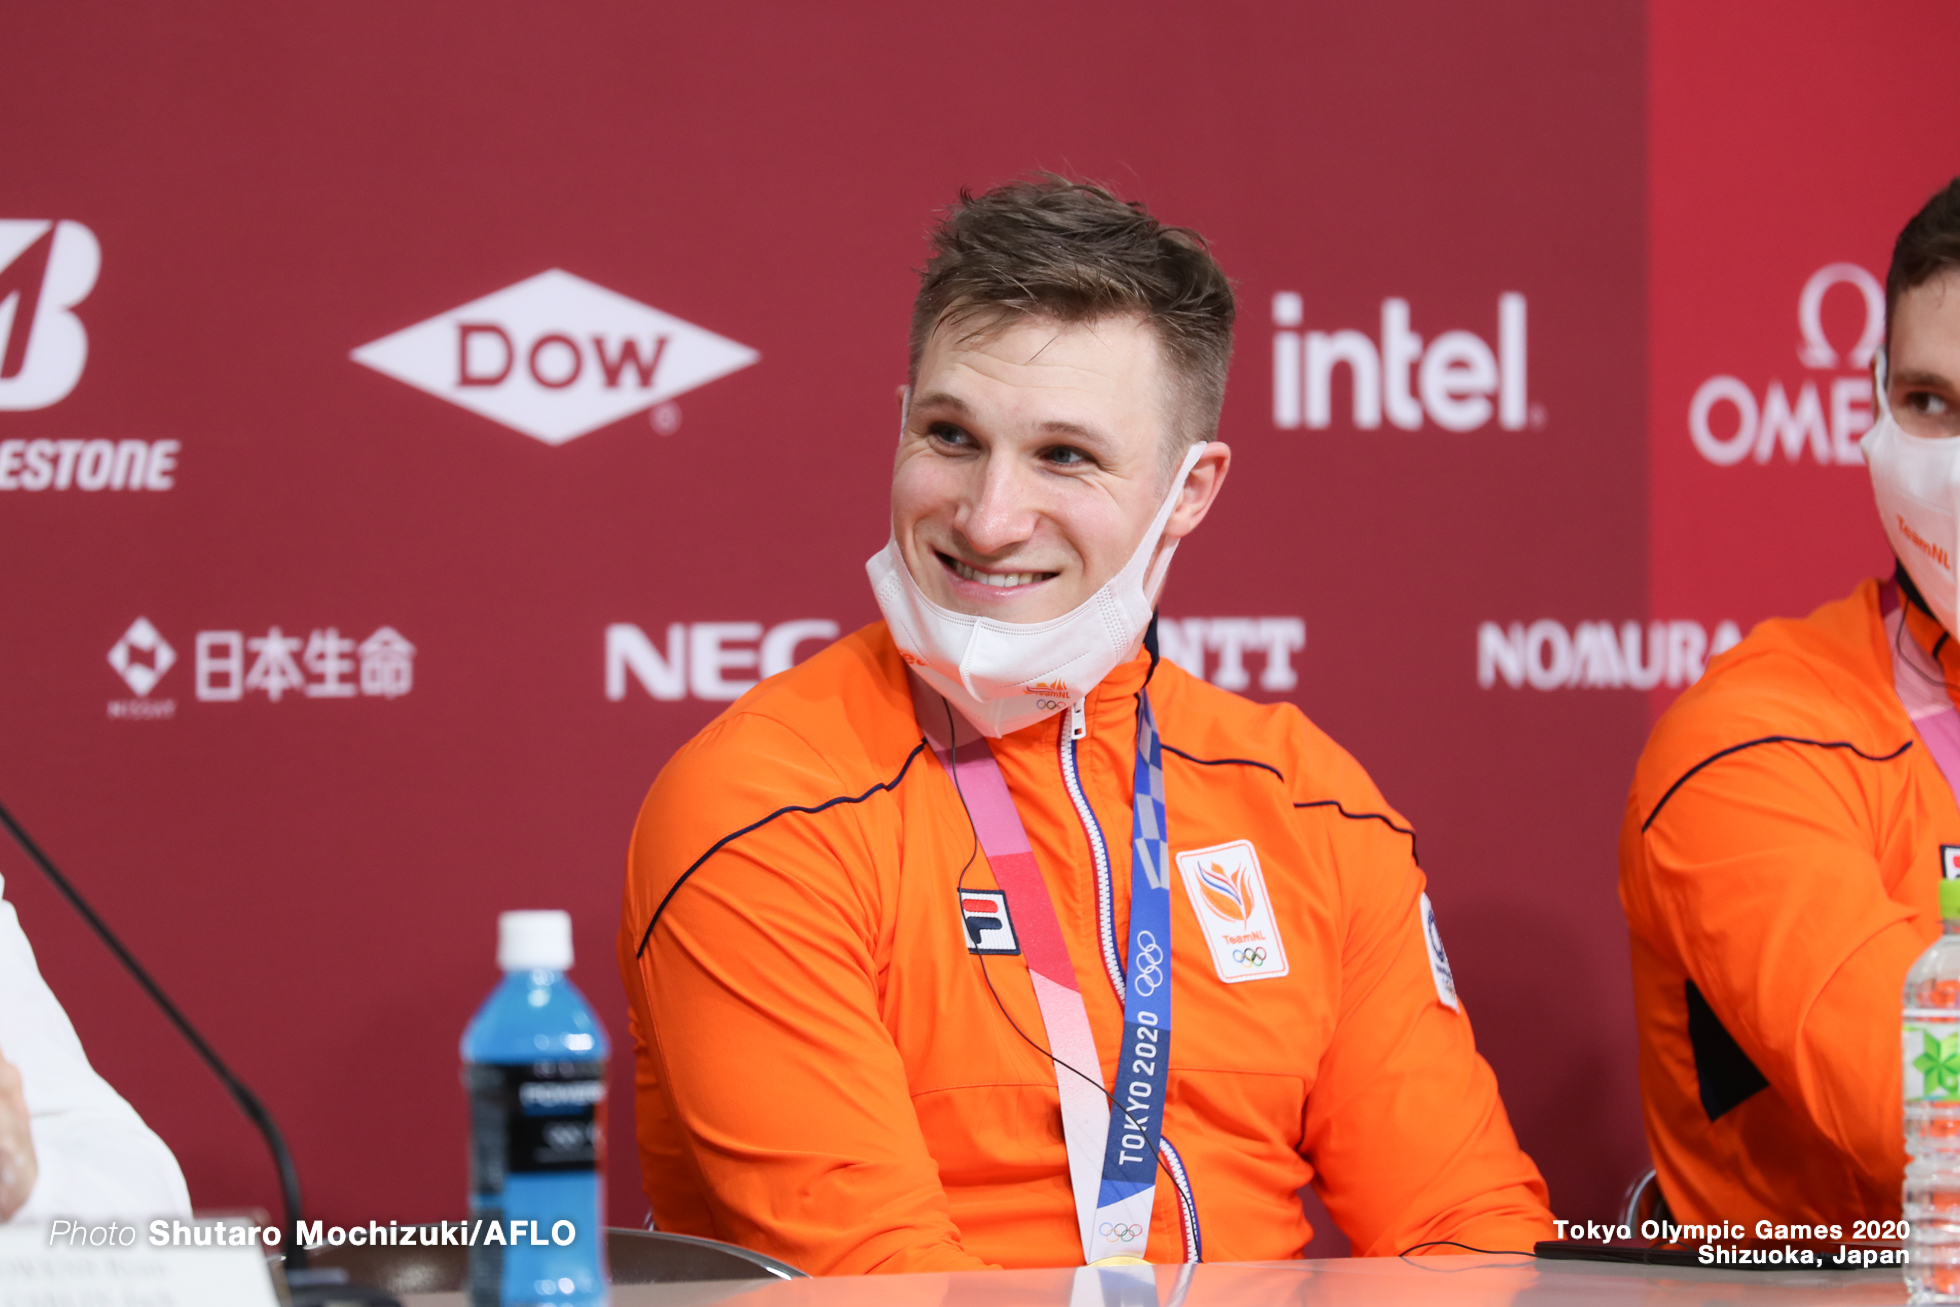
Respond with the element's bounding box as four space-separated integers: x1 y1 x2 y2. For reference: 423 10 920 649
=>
0 438 179 491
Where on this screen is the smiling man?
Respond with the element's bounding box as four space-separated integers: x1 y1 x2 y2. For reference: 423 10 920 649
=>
618 178 1553 1274
1621 178 1960 1230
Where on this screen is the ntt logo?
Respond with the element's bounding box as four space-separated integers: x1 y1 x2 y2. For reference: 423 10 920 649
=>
1157 617 1306 691
1478 619 1741 691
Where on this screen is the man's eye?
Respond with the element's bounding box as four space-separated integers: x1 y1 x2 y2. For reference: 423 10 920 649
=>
1043 446 1089 467
926 422 974 446
1909 392 1954 416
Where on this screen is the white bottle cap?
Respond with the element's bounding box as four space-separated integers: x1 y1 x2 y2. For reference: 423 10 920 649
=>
498 910 574 971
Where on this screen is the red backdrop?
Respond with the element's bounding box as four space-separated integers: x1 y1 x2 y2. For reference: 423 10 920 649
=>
0 0 1950 1252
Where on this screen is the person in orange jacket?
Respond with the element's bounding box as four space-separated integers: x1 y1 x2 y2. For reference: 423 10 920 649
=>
618 177 1554 1275
1622 178 1960 1230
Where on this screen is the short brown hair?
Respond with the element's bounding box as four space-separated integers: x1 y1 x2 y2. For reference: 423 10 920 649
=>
909 177 1236 452
1889 178 1960 330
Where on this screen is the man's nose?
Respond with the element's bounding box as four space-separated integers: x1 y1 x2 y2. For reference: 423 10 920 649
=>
953 457 1041 556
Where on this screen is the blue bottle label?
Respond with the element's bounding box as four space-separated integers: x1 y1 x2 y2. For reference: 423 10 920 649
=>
468 1060 606 1306
469 1061 605 1182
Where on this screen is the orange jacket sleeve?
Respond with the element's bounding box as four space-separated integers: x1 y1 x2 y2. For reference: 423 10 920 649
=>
619 712 992 1276
1632 738 1918 1193
1293 753 1553 1257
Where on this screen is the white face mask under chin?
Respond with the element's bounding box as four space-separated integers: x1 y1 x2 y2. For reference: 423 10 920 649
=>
867 442 1207 738
1864 351 1960 636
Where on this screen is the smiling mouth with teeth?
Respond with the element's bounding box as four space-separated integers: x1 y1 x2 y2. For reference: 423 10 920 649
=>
939 552 1057 589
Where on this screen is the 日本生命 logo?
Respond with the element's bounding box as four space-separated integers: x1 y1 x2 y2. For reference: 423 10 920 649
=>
1175 840 1289 983
105 618 417 719
196 626 416 702
352 269 759 446
105 617 178 720
108 617 176 698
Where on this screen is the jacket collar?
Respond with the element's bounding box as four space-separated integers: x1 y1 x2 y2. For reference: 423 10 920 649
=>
906 619 1159 753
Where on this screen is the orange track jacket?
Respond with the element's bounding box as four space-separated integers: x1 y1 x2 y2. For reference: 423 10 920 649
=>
618 623 1553 1274
1622 576 1957 1228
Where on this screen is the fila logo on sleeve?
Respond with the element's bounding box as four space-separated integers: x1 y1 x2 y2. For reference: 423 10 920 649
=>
1942 845 1960 881
1175 840 1289 982
958 890 1020 955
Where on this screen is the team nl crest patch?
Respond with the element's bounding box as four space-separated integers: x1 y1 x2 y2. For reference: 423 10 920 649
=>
1175 840 1289 982
957 889 1020 955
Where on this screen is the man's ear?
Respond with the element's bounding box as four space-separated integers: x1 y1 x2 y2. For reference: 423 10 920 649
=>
897 384 912 436
1163 442 1232 542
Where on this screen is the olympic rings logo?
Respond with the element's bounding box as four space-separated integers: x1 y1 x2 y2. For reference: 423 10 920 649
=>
1131 930 1166 995
1098 1222 1145 1242
1231 947 1267 967
1034 698 1067 711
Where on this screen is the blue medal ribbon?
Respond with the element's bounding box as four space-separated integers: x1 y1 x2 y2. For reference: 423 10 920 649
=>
1087 691 1173 1256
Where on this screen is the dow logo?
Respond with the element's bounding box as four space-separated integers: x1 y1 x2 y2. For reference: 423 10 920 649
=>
352 269 759 445
0 221 100 411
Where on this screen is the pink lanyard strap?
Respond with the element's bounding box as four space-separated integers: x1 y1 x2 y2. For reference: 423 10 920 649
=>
907 673 1120 1263
1882 582 1960 801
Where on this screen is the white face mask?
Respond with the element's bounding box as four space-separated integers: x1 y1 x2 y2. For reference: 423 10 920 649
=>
867 441 1207 738
1865 349 1960 635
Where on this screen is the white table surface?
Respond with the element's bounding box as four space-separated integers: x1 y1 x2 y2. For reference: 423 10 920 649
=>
395 1252 1908 1307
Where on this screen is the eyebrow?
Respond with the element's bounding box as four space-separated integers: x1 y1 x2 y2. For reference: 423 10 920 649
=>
1893 368 1956 391
1036 418 1109 443
910 392 1114 446
910 390 969 414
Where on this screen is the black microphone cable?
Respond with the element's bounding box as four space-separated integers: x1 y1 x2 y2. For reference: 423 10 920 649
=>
0 796 308 1269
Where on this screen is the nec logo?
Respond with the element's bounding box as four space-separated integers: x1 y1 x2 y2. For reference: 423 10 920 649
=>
352 269 759 446
0 221 100 410
605 620 839 702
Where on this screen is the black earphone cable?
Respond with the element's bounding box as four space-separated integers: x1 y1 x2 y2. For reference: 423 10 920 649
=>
1398 1239 1536 1263
934 699 1178 1190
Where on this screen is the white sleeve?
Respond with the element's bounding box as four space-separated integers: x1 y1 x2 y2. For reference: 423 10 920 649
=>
0 872 191 1224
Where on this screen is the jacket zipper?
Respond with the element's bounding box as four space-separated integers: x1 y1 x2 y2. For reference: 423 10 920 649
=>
1055 696 1203 1262
1058 704 1125 1000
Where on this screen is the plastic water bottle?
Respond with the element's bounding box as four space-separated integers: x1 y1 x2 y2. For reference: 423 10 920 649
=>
1905 878 1960 1302
463 911 610 1307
